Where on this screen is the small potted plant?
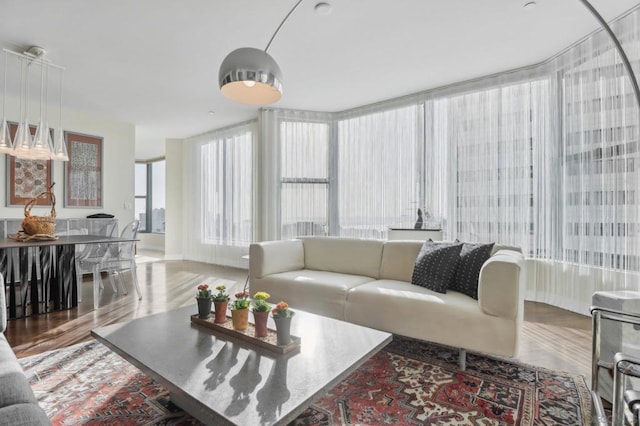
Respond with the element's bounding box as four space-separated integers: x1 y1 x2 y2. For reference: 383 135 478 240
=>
272 301 295 345
251 291 271 337
231 291 250 330
212 285 230 323
195 284 212 319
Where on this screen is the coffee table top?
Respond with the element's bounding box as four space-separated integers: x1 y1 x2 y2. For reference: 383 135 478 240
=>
91 305 392 426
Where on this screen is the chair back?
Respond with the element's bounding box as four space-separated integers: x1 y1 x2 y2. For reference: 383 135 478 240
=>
77 220 119 268
117 220 140 260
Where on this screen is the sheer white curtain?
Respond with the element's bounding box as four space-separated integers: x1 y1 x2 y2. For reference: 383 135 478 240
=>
259 109 332 241
336 104 423 238
428 78 552 250
180 6 640 313
182 121 256 266
528 8 640 313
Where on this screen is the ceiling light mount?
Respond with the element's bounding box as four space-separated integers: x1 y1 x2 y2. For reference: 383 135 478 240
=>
218 0 305 105
314 2 332 15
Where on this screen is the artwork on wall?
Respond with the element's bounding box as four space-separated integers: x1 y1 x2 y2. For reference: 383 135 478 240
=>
6 122 53 207
64 131 103 207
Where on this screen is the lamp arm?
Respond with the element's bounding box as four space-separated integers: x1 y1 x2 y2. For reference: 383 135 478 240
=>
265 0 305 53
578 0 640 112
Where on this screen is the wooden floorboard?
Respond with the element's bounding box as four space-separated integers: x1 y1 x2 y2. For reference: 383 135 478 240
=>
4 254 593 382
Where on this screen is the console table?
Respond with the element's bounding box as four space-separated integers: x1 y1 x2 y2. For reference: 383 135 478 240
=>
2 234 132 319
387 227 443 241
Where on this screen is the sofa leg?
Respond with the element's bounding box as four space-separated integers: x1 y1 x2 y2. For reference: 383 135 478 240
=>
459 349 466 371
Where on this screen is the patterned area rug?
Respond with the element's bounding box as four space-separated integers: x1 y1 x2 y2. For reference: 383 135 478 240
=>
19 336 591 425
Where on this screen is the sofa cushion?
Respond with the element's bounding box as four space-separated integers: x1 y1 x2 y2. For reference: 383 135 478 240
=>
411 240 463 293
379 241 423 282
300 237 383 279
449 242 495 300
250 269 374 320
0 403 51 426
0 335 39 409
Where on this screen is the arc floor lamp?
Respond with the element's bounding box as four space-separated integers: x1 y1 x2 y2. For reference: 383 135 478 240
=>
219 0 640 115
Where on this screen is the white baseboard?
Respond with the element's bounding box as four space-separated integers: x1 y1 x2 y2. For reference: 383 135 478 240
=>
163 254 184 261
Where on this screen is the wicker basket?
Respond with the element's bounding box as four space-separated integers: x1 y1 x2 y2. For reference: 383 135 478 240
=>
21 184 57 236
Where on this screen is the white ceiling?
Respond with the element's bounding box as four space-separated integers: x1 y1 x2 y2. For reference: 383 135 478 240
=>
1 0 639 160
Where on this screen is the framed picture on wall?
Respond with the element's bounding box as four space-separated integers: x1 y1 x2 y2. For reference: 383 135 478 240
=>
6 122 54 207
64 131 103 207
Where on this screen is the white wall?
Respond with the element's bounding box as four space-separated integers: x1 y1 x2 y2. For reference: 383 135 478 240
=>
0 97 135 228
138 233 165 252
164 138 183 260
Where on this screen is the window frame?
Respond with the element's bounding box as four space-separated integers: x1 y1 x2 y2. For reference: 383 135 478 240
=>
135 158 166 234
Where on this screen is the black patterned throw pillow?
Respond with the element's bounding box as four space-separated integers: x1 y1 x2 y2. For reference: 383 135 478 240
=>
411 240 463 293
449 242 495 300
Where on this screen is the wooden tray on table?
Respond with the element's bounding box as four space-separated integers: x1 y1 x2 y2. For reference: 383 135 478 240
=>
190 314 301 354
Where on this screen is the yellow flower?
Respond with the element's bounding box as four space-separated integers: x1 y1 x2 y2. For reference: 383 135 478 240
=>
253 291 270 300
216 285 227 291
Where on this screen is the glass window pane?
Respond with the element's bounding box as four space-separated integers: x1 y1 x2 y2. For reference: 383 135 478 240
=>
281 121 329 179
135 163 147 196
337 105 420 239
151 160 166 233
135 198 147 232
281 183 327 239
201 131 253 245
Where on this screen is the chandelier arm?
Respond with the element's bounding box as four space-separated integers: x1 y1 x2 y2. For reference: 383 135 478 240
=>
578 0 640 114
265 0 305 53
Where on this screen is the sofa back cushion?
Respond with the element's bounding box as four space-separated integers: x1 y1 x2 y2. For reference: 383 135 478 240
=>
300 237 383 279
379 241 423 282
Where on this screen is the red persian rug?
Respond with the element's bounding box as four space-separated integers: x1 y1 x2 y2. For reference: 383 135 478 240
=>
19 336 591 425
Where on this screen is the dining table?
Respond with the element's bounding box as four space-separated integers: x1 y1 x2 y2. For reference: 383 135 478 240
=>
1 235 136 319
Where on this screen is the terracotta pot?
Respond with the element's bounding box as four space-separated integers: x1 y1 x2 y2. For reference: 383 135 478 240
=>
252 310 269 337
213 301 229 323
196 297 212 319
231 308 249 330
274 311 295 345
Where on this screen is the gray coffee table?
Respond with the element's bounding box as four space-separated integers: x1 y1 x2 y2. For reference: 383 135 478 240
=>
91 305 392 425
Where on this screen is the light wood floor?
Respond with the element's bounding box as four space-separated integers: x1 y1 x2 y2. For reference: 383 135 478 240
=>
5 253 593 382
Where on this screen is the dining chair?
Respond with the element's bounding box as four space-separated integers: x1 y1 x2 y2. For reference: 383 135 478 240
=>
75 220 119 303
86 220 141 310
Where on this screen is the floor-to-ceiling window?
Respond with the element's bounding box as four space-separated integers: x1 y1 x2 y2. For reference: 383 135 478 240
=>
280 119 330 239
178 7 640 313
336 105 423 238
200 131 253 245
135 159 166 233
181 121 255 265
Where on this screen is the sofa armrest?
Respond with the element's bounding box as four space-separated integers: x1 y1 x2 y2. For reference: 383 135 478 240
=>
249 240 305 279
478 250 525 319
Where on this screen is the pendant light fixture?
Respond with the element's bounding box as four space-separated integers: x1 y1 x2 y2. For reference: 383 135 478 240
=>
52 66 68 161
0 51 13 154
2 47 67 161
31 51 55 160
218 0 304 105
13 57 33 159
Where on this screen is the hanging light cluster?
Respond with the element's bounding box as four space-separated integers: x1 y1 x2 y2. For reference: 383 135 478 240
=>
0 47 68 161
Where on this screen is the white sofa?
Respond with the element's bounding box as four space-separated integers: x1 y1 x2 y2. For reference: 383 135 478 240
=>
249 237 525 365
